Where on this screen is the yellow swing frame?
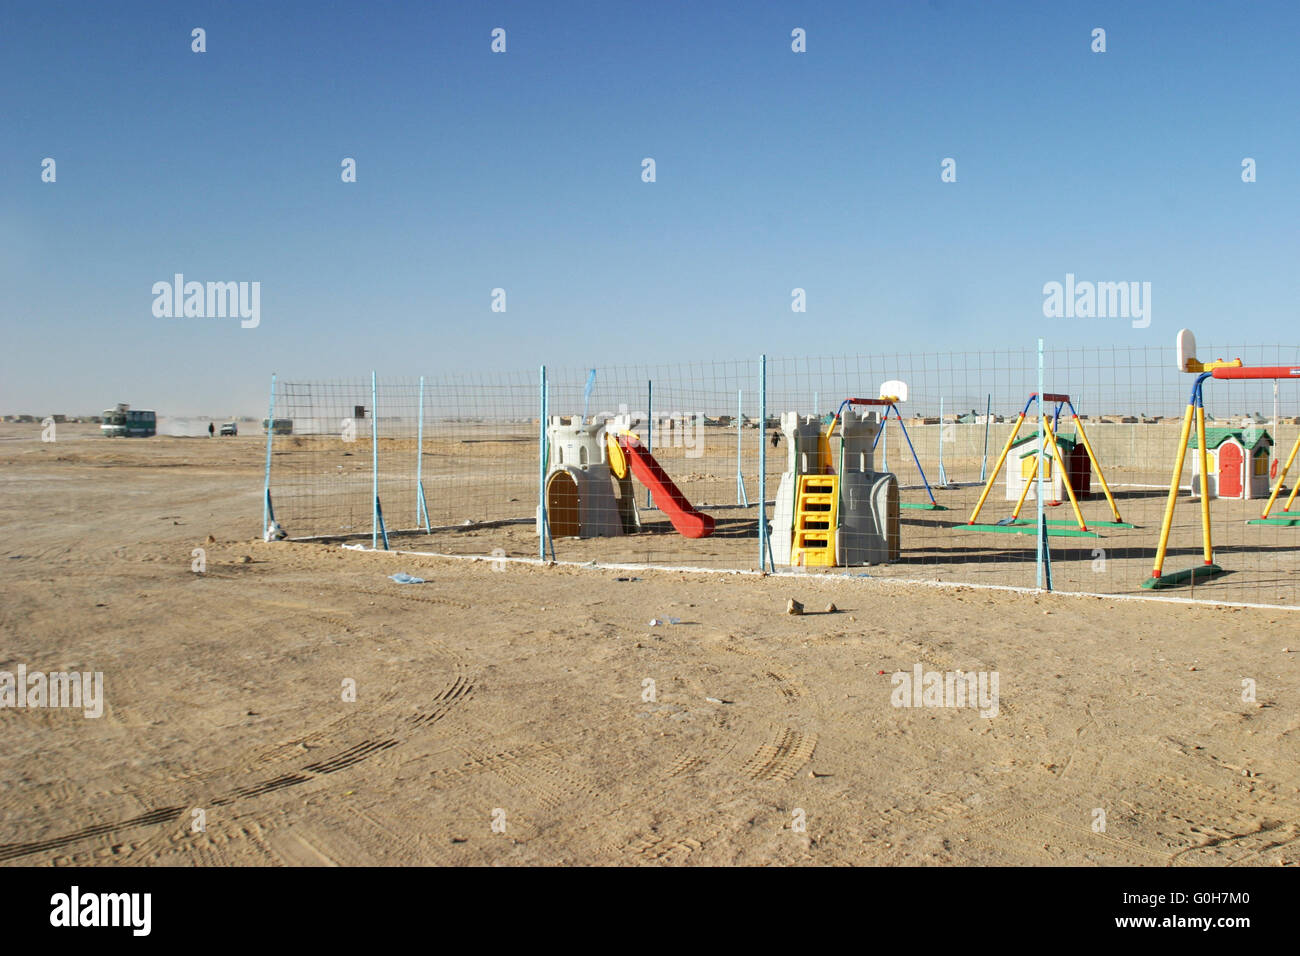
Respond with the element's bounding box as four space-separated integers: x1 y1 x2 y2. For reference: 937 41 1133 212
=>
966 392 1123 536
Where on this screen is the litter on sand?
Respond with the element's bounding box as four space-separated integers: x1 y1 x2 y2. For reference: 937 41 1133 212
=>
389 572 426 584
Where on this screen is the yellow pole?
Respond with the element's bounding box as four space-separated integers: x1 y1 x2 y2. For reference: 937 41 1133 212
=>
1284 465 1300 514
1043 416 1086 530
1151 404 1195 579
1010 452 1036 520
1195 405 1213 565
969 413 1023 524
1261 430 1300 517
1072 414 1121 522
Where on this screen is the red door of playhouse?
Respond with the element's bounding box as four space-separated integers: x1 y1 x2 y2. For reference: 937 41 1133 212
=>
1218 443 1242 498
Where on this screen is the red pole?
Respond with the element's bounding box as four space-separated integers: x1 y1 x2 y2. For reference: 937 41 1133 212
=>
1212 366 1300 380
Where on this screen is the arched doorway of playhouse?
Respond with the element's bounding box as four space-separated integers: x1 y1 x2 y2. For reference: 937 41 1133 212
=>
546 470 581 536
1218 442 1243 498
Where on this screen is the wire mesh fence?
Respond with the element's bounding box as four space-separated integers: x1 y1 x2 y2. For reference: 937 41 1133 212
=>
265 341 1300 607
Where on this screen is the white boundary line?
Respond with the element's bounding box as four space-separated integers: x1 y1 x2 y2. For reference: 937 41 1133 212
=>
336 544 1300 613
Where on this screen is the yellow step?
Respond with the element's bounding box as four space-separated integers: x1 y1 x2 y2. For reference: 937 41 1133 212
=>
791 475 840 567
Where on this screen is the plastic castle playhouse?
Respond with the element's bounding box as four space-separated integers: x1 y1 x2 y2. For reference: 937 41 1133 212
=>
536 414 714 540
770 404 901 567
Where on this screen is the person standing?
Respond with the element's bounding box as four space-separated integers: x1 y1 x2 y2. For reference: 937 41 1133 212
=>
208 422 215 438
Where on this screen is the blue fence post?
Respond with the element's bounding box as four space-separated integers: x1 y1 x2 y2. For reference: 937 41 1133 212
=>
1035 340 1047 589
416 375 430 532
758 357 764 570
539 366 546 560
262 372 276 538
539 366 554 561
736 388 748 506
371 371 380 549
645 379 653 509
980 393 991 482
938 396 949 486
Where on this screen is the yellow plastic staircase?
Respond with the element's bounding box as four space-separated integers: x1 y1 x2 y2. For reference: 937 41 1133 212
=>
791 474 839 567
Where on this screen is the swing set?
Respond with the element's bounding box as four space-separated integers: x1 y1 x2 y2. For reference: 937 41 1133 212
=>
964 392 1128 537
1146 329 1300 589
826 381 945 510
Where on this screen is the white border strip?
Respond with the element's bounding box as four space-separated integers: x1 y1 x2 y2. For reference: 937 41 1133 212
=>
337 544 1300 613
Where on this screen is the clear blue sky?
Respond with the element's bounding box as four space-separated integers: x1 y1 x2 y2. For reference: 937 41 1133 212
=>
2 1 1297 416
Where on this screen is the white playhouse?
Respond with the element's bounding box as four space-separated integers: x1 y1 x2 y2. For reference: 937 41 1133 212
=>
1004 431 1092 503
769 407 900 567
1190 428 1273 500
536 416 638 538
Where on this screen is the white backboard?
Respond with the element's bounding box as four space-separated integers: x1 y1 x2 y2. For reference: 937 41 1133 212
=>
1176 329 1197 372
880 379 908 403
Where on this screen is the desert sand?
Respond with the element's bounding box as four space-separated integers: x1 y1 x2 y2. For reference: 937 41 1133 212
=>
1 423 1298 866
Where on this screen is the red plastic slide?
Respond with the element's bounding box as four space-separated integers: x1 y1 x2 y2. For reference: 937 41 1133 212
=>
618 436 715 538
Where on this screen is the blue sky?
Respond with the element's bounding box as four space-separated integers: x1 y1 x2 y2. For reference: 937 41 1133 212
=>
2 1 1297 415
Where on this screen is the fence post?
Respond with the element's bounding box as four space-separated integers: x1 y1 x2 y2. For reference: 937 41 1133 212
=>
759 354 769 571
980 393 991 482
371 370 379 549
262 372 276 538
539 366 547 561
645 379 653 509
938 396 949 486
736 388 748 506
416 376 428 531
1035 340 1047 590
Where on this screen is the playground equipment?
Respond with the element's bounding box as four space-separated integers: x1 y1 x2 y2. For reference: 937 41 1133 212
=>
1190 428 1273 500
864 381 944 510
770 399 900 567
964 392 1126 537
614 432 715 538
1147 329 1300 588
537 416 631 538
536 414 714 541
1254 427 1300 526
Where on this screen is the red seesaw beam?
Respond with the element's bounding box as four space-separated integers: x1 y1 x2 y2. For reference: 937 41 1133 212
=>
1212 366 1300 380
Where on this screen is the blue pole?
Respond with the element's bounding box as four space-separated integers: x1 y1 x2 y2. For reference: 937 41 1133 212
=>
758 357 765 570
881 414 888 470
539 366 548 561
895 409 937 506
1035 340 1045 589
737 388 748 506
645 379 653 509
416 376 427 531
980 393 991 482
938 396 950 486
371 370 379 549
262 372 276 537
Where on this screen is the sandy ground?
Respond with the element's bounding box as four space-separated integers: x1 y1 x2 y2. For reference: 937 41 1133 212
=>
2 424 1299 866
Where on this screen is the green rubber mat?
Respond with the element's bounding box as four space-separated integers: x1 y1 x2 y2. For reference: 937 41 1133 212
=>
958 524 1100 538
1141 564 1225 589
1007 518 1135 529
